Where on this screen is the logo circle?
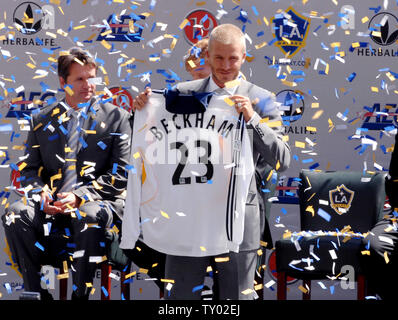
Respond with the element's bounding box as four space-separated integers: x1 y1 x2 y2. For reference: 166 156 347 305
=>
13 2 44 35
267 249 297 285
276 89 305 123
183 9 218 45
368 12 398 46
107 87 133 113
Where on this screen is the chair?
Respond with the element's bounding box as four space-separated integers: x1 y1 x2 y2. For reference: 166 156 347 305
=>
275 170 386 300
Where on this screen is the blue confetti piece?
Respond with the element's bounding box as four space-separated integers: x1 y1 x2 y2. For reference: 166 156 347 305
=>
101 286 109 297
35 242 45 251
192 284 204 293
317 208 331 222
59 125 68 135
4 283 12 294
112 163 118 174
78 137 88 149
97 141 107 150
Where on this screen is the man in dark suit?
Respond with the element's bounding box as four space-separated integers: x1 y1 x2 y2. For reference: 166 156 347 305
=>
132 23 291 299
1 47 132 300
360 133 398 300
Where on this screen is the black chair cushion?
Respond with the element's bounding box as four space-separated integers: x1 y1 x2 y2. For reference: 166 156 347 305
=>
276 235 364 279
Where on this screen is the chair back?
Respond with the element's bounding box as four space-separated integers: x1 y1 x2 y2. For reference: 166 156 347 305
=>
298 170 386 233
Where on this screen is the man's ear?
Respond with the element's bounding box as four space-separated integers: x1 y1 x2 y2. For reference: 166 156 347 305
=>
59 76 66 89
241 52 246 64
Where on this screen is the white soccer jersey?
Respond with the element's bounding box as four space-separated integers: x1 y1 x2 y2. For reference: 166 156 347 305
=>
120 92 254 257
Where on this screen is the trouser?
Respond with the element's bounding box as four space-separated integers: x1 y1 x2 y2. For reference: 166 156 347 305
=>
2 199 113 298
361 214 398 300
122 240 166 294
164 249 258 300
164 252 240 300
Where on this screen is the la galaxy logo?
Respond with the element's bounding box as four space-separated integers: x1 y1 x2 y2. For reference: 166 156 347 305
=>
329 184 355 215
271 7 311 58
96 14 146 42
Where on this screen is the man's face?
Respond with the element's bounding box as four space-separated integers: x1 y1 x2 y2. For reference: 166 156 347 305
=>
207 39 246 87
59 63 96 108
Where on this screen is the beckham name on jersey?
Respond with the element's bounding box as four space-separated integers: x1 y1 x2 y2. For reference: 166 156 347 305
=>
148 112 236 141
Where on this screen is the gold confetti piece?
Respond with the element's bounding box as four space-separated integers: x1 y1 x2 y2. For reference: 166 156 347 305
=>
179 18 190 30
241 288 254 295
57 273 69 280
261 120 282 128
46 31 57 38
161 279 175 283
92 181 103 190
371 87 379 92
101 39 112 50
125 271 137 279
85 282 93 288
276 160 281 170
312 110 324 120
64 86 74 96
311 102 319 108
298 285 308 294
139 268 148 274
305 205 315 217
224 97 235 106
306 126 317 132
260 240 268 247
200 246 207 251
18 162 27 171
160 210 170 219
26 62 36 69
254 283 264 291
255 41 267 49
100 29 112 37
187 59 196 68
361 16 369 23
214 256 230 263
133 152 141 159
384 251 390 264
295 141 306 148
281 79 297 87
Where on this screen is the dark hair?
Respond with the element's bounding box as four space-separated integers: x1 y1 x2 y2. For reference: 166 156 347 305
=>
57 47 97 81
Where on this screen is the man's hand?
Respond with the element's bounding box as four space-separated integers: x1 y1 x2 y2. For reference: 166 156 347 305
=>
133 87 151 111
40 191 62 215
229 95 258 122
52 192 82 214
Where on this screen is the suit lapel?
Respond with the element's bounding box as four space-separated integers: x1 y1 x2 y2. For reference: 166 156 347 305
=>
48 102 68 156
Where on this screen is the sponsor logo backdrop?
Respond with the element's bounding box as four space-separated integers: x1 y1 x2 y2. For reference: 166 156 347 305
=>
0 0 395 300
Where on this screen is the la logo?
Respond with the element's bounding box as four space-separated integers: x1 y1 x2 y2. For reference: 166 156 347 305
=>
329 184 355 215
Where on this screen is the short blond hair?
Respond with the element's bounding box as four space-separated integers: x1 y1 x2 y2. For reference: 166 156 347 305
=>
208 23 246 53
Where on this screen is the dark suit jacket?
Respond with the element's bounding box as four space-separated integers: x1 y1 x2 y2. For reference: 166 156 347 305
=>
21 98 132 218
176 77 291 251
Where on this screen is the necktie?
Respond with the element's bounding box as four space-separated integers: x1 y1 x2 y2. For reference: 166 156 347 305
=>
59 112 79 193
213 87 229 96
